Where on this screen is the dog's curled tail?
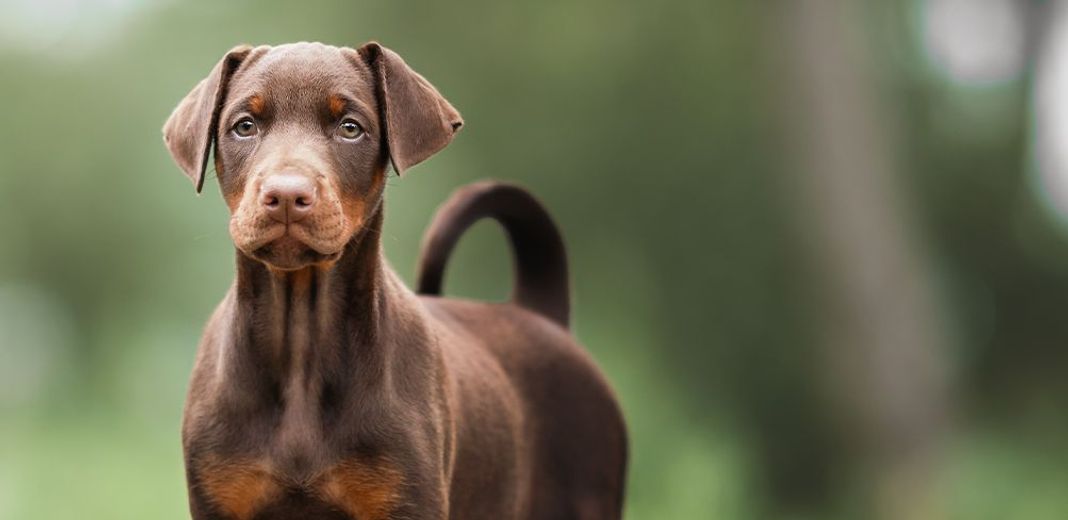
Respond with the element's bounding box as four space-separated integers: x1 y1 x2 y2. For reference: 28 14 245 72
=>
416 181 570 329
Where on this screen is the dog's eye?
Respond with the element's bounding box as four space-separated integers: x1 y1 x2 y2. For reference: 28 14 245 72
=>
337 120 364 140
232 118 258 138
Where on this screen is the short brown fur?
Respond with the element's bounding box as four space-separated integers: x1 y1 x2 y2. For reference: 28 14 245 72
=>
163 41 627 520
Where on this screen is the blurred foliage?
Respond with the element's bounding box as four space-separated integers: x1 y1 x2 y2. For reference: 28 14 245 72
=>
1 0 1068 518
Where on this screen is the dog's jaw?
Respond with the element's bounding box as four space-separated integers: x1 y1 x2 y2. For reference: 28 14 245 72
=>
228 174 370 271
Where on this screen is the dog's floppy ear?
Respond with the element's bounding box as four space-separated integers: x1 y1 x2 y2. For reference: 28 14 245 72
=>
162 45 253 193
356 42 463 175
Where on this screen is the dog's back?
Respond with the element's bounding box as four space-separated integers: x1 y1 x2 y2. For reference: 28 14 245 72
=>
417 182 628 519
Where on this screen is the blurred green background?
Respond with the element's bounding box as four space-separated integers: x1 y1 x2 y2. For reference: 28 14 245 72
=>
3 0 1068 518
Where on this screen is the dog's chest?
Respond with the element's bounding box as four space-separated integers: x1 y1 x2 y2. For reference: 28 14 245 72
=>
193 453 404 520
193 393 405 519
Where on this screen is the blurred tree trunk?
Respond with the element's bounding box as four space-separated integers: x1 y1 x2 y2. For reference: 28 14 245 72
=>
771 2 952 518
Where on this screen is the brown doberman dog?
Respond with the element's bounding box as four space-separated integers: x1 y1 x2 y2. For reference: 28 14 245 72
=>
162 42 627 519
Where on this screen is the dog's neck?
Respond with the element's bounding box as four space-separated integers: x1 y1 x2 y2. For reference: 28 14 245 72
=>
223 203 432 471
228 205 401 406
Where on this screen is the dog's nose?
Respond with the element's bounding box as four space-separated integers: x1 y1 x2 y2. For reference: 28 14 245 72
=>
261 174 317 224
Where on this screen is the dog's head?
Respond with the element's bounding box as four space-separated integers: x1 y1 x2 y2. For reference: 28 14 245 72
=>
163 42 462 270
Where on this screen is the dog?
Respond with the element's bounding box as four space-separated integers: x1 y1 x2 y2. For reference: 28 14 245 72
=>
162 42 627 519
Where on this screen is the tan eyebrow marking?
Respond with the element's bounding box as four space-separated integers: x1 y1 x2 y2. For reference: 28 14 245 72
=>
328 94 346 119
248 94 266 116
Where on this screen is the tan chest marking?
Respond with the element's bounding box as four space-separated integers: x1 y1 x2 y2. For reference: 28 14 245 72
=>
319 458 405 520
197 457 280 520
196 456 404 520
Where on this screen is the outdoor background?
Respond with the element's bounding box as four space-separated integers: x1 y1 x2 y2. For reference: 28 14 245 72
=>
2 0 1068 518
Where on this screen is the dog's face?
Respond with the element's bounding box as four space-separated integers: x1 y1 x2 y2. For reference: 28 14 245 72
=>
163 42 462 270
216 44 383 269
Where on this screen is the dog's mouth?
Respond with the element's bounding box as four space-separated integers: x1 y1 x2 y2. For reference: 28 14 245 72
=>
229 191 354 270
251 237 340 270
237 224 345 270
